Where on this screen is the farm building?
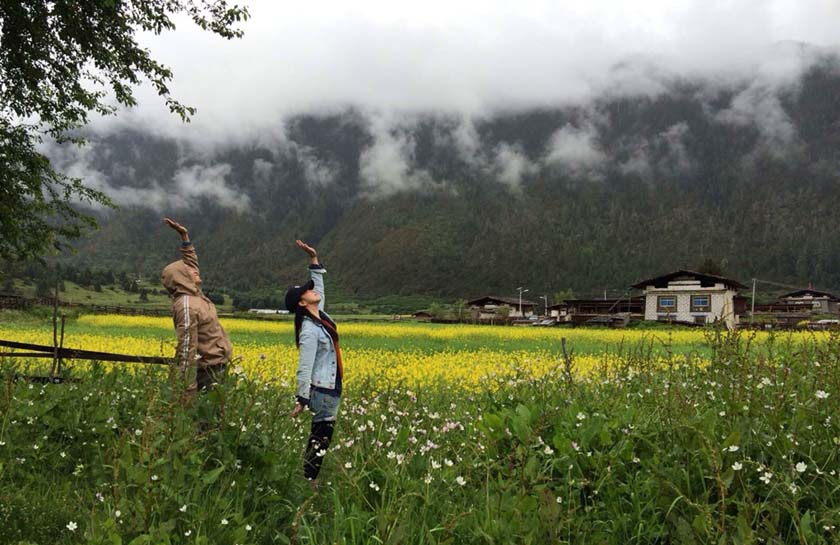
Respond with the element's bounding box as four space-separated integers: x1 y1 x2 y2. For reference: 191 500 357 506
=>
632 270 745 329
561 297 644 325
412 310 433 321
548 302 569 321
248 308 288 315
468 296 536 319
779 288 840 314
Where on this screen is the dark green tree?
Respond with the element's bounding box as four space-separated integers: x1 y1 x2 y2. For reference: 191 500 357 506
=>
0 1 249 261
34 277 52 298
1 277 17 295
696 258 725 277
204 291 225 306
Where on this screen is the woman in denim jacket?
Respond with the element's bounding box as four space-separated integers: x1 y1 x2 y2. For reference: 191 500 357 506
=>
285 240 343 486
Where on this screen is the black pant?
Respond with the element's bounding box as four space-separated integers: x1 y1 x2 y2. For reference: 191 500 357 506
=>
196 364 226 393
304 420 335 480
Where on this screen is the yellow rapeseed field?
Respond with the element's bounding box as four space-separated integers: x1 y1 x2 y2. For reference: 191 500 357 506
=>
1 314 829 390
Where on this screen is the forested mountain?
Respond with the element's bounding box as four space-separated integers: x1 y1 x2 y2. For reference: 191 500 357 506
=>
30 50 840 302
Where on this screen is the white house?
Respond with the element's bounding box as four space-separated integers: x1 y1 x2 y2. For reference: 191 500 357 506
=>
248 308 289 315
467 296 536 319
632 270 745 329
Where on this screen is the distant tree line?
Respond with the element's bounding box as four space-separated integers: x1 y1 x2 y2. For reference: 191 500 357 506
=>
0 261 227 306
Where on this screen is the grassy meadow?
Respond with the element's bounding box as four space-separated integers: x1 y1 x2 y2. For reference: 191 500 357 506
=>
1 311 839 544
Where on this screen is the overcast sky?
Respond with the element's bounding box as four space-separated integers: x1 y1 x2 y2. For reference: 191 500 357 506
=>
92 0 839 142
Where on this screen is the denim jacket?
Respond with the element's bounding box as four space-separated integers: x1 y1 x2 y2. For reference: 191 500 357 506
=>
295 265 339 401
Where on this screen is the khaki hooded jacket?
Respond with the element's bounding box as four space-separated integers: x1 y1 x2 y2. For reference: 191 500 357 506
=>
161 243 232 370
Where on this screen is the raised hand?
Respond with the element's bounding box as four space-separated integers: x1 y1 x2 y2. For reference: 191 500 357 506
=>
164 218 189 241
296 240 317 258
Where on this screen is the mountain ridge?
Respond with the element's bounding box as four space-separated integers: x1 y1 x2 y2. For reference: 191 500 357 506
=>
40 53 840 301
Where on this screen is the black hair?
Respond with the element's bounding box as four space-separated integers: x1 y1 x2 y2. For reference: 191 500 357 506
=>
294 306 320 348
294 305 339 348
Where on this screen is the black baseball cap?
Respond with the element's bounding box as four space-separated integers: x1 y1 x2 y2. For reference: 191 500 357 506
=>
285 279 315 312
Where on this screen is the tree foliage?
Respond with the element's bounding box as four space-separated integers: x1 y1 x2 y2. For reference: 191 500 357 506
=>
0 0 249 261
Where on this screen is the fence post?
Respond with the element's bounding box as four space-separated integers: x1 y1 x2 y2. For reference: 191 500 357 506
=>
50 281 59 376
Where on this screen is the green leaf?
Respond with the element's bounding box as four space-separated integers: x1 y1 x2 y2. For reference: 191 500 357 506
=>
800 510 815 541
721 430 741 450
510 413 532 444
202 465 226 485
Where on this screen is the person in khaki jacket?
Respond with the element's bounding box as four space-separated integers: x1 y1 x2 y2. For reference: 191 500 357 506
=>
161 218 233 400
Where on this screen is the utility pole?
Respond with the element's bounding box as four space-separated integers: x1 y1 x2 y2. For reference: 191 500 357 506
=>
751 278 756 326
517 286 529 317
539 295 548 317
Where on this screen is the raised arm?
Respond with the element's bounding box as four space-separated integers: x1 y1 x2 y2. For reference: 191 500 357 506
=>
164 217 199 272
296 240 325 311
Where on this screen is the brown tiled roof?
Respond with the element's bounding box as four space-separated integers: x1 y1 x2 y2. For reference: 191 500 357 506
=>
632 270 746 290
468 296 537 307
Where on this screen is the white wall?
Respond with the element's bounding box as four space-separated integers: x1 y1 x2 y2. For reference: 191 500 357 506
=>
642 280 738 329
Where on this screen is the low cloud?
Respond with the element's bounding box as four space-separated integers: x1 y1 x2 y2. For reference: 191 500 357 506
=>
713 43 825 159
659 122 692 172
62 1 840 199
358 114 437 198
618 121 694 177
252 158 274 184
295 146 340 187
451 116 483 167
42 140 251 213
493 143 537 189
171 164 250 212
544 122 606 174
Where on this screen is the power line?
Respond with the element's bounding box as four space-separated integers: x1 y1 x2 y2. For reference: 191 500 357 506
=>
752 277 828 292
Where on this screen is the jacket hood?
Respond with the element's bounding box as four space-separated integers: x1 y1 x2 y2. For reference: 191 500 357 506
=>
161 260 198 296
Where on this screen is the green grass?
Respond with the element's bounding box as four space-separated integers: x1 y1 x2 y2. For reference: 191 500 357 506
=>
10 279 234 313
1 329 839 544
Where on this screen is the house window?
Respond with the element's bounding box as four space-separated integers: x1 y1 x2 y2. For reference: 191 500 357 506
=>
693 315 707 325
657 295 677 313
690 295 711 312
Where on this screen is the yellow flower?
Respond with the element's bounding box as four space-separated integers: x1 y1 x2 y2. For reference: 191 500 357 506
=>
1 315 828 391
